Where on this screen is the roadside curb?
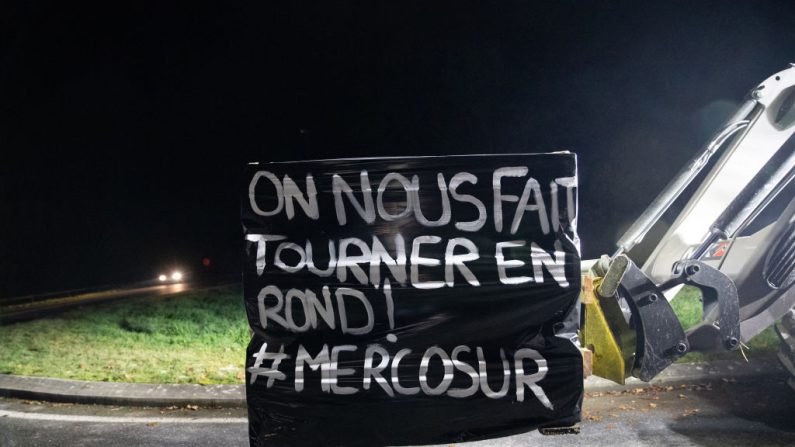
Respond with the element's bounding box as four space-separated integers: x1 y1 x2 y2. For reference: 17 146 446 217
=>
0 358 785 407
0 375 244 408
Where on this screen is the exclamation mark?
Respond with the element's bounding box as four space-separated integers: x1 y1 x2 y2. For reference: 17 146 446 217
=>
384 279 397 342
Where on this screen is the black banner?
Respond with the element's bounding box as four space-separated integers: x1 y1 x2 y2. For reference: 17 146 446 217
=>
242 154 582 446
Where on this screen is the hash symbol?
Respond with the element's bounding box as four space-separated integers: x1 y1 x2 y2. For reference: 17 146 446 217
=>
247 342 291 387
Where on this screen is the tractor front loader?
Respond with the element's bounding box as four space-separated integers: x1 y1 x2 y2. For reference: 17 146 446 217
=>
581 64 795 389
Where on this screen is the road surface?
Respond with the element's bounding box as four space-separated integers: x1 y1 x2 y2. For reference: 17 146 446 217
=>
1 373 793 446
0 282 196 325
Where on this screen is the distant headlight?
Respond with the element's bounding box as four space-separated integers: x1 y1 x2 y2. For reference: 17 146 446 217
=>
158 274 168 282
171 272 183 281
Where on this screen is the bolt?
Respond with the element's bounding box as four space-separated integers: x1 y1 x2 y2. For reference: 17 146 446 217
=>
648 293 659 303
726 337 739 349
686 264 700 276
676 342 688 354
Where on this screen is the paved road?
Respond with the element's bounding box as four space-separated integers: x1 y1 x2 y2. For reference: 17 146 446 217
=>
0 282 196 325
1 373 793 446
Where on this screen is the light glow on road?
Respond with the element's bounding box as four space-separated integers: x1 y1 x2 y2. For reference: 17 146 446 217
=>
166 282 188 293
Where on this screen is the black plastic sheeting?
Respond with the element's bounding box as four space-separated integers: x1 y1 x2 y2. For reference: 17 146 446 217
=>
241 154 582 446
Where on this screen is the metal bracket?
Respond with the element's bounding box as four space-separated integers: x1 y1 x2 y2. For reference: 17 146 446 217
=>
582 276 633 384
666 260 741 351
617 260 689 381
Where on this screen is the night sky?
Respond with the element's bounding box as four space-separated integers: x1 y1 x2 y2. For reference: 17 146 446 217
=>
2 1 794 298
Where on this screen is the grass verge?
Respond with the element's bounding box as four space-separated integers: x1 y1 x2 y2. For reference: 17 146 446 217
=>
671 285 779 362
0 285 248 384
0 283 780 384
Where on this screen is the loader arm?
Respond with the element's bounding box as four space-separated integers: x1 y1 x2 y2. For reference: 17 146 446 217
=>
583 64 795 384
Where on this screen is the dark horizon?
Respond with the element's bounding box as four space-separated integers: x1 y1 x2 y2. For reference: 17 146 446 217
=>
2 1 794 298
